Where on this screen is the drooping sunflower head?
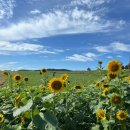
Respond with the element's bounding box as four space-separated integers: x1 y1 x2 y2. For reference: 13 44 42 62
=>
107 60 122 74
107 73 117 80
48 78 64 93
75 85 84 90
0 113 4 123
102 83 109 90
13 74 22 82
40 69 47 74
23 111 31 119
23 77 29 82
21 117 25 125
95 82 100 88
96 109 106 122
15 82 19 86
60 73 68 81
98 61 103 65
102 88 108 97
111 94 122 105
40 86 46 92
116 110 128 120
15 95 21 107
2 71 9 76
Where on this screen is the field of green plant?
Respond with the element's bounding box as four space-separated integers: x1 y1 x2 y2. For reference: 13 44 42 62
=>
17 70 104 86
0 60 130 130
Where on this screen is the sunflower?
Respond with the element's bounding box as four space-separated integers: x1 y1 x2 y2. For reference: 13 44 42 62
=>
2 71 9 76
40 69 47 74
111 94 122 105
48 78 64 93
75 85 84 90
41 86 46 92
0 113 4 123
107 73 117 80
23 77 29 82
21 117 25 125
15 95 21 107
13 74 22 82
23 111 31 119
102 83 109 90
116 110 128 120
16 82 19 86
96 109 106 122
94 82 100 88
102 88 108 97
60 73 68 81
124 76 130 83
107 60 122 74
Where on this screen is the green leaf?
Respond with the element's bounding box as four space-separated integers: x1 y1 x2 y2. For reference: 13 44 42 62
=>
3 126 14 130
109 119 115 124
42 94 54 102
91 125 100 130
43 111 58 127
46 123 60 130
125 100 130 104
101 120 109 130
33 108 40 116
13 99 33 117
33 113 46 130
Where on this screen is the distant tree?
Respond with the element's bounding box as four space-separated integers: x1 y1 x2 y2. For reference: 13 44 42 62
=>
125 63 130 69
122 65 125 70
87 68 91 71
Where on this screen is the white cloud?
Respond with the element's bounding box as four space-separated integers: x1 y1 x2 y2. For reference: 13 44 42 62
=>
0 61 18 70
95 42 130 53
0 41 63 55
66 52 97 62
0 7 124 41
85 52 97 57
95 46 111 52
30 9 41 15
117 55 122 58
112 42 130 52
71 0 109 7
106 56 113 59
0 0 15 20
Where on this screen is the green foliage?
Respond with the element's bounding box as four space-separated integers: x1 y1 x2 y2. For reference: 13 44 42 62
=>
0 69 130 130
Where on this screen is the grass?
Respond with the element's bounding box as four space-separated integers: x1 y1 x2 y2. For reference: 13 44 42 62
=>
1 69 130 87
17 70 106 86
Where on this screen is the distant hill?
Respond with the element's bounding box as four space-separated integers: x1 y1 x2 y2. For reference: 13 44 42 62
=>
18 69 72 71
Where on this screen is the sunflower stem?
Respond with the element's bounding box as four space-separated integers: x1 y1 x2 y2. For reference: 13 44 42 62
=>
65 84 69 119
121 122 126 130
9 74 13 92
31 95 35 130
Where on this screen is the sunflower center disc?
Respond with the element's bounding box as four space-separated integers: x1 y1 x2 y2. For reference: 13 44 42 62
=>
111 64 119 72
52 81 62 90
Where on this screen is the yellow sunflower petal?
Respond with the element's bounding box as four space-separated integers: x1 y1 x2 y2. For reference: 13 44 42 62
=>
48 78 64 93
107 60 122 74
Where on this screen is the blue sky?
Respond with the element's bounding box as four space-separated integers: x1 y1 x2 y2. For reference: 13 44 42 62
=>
0 0 130 70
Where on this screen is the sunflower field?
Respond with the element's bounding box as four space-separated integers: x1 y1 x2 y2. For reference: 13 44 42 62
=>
0 60 130 130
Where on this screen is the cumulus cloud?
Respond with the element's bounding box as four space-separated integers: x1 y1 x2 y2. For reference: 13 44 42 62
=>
106 56 113 59
0 4 124 41
30 9 41 15
71 0 109 7
0 41 63 55
117 55 122 58
95 42 130 52
0 61 18 70
66 52 97 62
0 0 15 20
